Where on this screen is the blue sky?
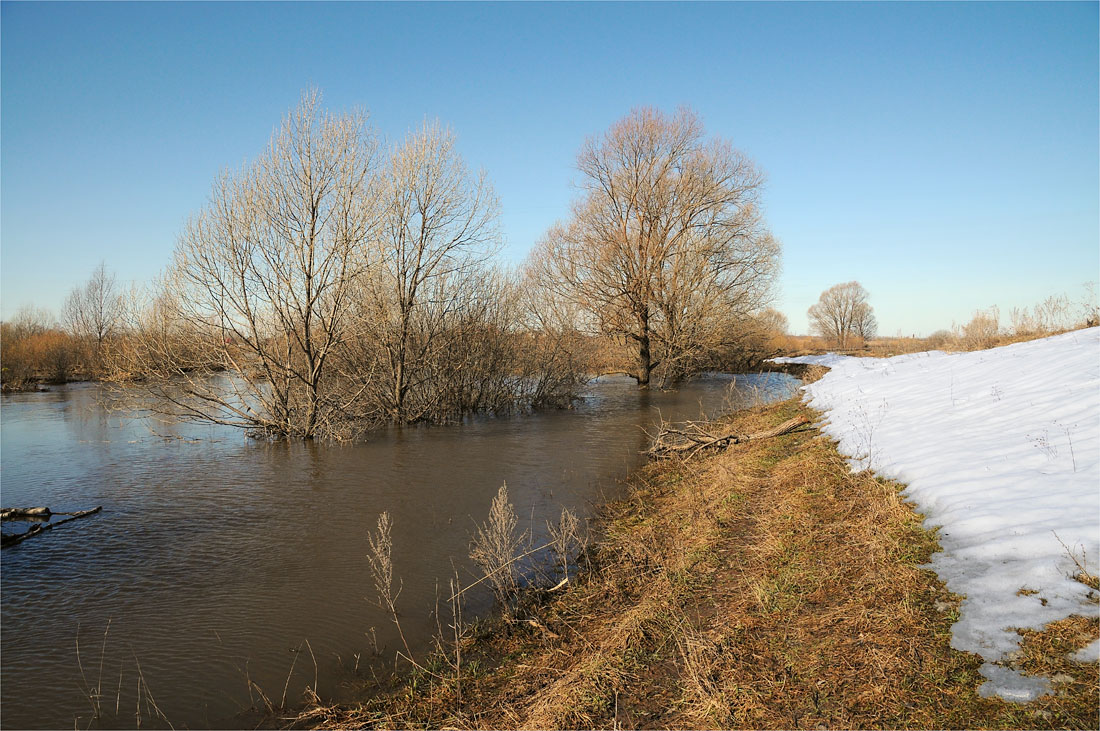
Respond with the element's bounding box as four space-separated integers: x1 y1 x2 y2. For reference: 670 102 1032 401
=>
2 1 1097 335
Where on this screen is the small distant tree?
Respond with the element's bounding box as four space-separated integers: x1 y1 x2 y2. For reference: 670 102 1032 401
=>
924 329 952 349
807 281 876 348
756 307 788 337
63 262 122 374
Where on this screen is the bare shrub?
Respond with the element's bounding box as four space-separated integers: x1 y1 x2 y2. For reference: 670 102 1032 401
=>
1079 282 1099 328
711 307 791 373
1 306 79 386
960 306 1000 349
924 329 953 350
1010 286 1097 336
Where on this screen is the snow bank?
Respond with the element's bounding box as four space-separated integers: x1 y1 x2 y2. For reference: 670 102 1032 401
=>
773 328 1100 700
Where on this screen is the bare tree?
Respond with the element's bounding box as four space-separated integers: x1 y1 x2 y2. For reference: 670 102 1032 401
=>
117 90 381 439
707 307 791 373
351 121 500 423
64 262 122 374
530 107 780 388
8 304 56 337
756 307 788 337
807 281 876 348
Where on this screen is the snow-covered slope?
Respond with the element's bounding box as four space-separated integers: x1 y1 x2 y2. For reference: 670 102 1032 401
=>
773 328 1100 701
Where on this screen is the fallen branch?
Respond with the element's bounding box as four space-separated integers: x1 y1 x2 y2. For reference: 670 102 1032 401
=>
1 507 52 520
1 507 103 548
646 415 809 458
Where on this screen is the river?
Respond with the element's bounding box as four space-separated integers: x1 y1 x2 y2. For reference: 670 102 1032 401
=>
0 372 799 729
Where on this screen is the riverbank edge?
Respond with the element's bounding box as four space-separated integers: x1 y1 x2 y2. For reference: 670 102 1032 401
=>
288 383 1099 729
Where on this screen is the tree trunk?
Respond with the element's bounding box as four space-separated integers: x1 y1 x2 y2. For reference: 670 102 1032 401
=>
635 307 657 388
637 330 652 388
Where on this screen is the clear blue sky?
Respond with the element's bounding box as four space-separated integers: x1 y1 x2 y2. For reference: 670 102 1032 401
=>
2 1 1097 335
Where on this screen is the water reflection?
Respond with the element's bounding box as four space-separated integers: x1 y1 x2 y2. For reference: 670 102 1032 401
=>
0 372 799 729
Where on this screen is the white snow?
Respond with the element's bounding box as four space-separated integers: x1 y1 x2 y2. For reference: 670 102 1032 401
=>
1071 638 1099 664
772 328 1100 700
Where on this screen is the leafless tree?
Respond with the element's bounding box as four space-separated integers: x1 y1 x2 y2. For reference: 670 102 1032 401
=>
115 90 381 439
64 262 123 374
756 307 788 336
515 263 593 405
530 107 780 388
8 304 56 337
807 281 877 348
349 121 500 423
710 307 791 372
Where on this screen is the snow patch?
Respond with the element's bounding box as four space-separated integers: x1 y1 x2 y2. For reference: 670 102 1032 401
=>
772 329 1100 701
977 664 1051 702
1071 638 1099 664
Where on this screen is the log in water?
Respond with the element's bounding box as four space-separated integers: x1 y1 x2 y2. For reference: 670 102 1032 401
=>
1 507 103 547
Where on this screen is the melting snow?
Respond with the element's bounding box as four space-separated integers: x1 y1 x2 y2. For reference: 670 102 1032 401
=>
773 328 1100 700
1071 638 1100 663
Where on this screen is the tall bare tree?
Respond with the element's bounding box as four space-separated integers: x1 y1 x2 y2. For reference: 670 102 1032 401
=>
530 107 780 387
352 121 500 422
118 90 381 439
807 281 877 348
63 262 122 374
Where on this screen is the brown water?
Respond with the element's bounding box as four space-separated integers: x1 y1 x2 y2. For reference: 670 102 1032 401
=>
0 372 799 729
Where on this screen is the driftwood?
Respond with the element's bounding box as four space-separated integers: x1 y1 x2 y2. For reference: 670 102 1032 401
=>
1 507 52 520
1 507 103 548
646 415 809 459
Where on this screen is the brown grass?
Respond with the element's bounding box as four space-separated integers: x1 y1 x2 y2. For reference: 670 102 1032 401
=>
294 399 1099 730
778 323 1096 361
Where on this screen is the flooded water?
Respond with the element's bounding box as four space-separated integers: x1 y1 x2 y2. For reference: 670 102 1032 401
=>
0 372 799 729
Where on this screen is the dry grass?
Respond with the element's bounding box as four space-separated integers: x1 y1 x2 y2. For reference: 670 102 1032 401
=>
295 399 1099 730
779 323 1096 361
469 482 528 615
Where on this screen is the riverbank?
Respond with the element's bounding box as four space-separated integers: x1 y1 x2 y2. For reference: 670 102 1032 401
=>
291 388 1099 729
